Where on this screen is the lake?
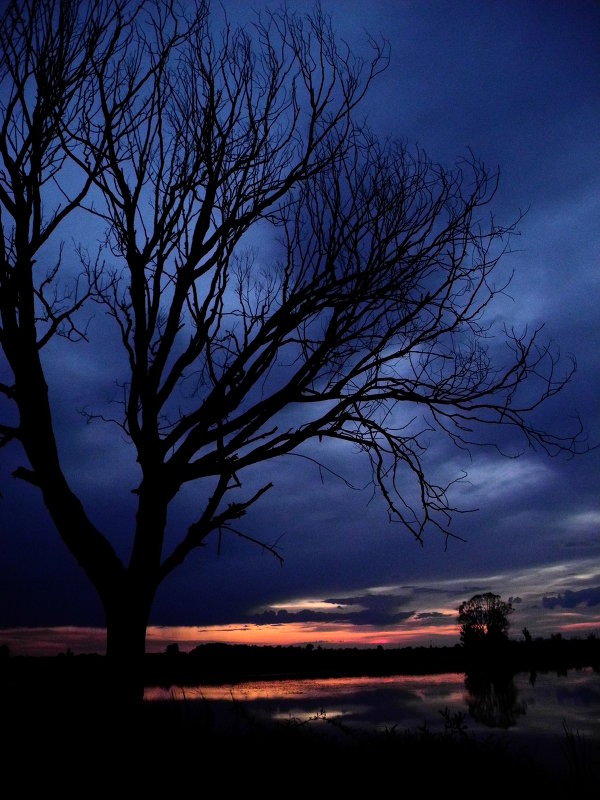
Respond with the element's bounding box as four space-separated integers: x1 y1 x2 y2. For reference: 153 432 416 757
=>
145 667 600 778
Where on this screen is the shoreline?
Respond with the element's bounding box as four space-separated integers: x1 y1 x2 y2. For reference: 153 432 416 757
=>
1 636 598 686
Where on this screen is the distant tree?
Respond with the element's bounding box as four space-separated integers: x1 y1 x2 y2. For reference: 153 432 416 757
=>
0 0 588 714
458 593 513 648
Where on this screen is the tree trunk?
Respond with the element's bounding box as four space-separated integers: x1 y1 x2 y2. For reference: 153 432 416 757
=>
103 589 153 724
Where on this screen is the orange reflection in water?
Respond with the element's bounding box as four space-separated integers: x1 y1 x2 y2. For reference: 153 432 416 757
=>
144 672 466 703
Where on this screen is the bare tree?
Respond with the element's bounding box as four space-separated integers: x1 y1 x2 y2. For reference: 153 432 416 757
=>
0 0 587 711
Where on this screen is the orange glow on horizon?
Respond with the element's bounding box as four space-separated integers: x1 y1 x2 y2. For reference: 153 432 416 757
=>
558 621 600 634
3 614 598 657
1 621 461 656
145 621 460 651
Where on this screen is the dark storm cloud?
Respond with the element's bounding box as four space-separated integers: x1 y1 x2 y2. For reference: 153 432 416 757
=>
542 587 600 610
413 611 453 621
245 607 415 627
323 593 409 607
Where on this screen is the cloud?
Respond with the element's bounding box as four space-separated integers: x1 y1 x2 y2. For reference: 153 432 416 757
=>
562 537 600 552
563 511 600 530
458 585 491 597
542 587 600 609
250 589 423 627
452 456 554 505
323 593 408 608
245 606 415 627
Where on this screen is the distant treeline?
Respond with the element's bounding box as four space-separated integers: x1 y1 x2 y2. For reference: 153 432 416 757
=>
145 636 600 686
1 635 598 689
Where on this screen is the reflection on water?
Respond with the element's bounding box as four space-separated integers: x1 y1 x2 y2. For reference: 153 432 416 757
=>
144 667 600 744
146 672 465 703
464 669 527 728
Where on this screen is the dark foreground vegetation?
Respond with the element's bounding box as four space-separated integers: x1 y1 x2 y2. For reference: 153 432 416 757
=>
1 637 598 793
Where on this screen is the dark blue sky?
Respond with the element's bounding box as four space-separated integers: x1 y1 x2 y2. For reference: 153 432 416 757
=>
1 0 599 654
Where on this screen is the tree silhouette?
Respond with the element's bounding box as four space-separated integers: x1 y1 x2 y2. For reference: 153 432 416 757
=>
0 1 588 712
458 593 514 649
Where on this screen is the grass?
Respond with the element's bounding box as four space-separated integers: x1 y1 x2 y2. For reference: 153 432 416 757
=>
122 694 598 794
562 719 598 791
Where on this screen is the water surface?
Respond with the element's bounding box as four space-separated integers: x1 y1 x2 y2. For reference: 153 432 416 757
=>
145 667 599 752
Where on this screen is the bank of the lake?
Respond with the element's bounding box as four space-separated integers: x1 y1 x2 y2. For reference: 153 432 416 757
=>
145 636 600 685
1 635 598 690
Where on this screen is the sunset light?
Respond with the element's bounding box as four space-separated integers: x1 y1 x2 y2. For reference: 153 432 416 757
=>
0 7 598 788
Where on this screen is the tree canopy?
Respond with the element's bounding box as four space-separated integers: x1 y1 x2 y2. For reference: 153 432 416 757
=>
458 593 514 648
